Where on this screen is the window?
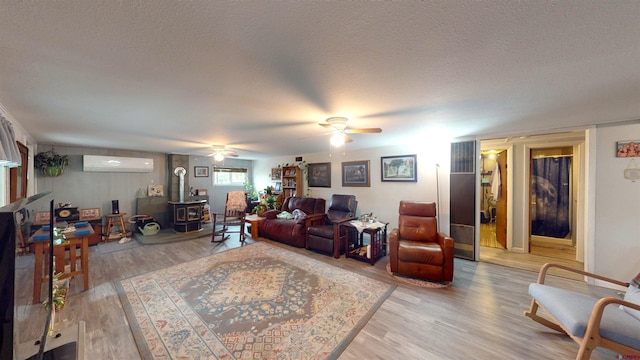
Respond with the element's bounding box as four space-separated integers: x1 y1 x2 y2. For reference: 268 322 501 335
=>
213 167 247 186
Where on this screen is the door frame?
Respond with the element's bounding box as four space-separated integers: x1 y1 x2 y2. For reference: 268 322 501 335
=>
524 141 585 262
476 132 587 266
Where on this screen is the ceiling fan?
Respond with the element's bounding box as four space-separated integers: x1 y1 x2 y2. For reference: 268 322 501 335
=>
318 117 382 146
209 145 239 161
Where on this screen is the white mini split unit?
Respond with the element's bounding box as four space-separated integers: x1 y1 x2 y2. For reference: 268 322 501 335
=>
83 155 154 172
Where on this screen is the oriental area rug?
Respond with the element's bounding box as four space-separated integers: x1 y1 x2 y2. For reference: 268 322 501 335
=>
117 242 396 359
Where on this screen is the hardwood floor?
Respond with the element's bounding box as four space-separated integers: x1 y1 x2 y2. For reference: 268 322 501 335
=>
15 232 621 359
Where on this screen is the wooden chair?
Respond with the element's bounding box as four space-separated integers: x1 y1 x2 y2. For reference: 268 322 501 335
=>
525 263 640 359
211 191 247 244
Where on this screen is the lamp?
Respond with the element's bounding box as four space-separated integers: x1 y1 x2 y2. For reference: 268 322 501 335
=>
214 153 224 162
330 132 345 147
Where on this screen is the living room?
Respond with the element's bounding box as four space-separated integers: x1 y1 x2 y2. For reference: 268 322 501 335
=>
2 1 640 359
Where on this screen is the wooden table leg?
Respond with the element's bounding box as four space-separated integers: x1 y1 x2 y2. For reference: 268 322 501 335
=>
250 220 259 239
81 236 89 291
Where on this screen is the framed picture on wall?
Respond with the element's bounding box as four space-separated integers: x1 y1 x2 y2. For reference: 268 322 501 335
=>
341 160 370 187
194 166 209 177
274 182 282 191
616 140 640 157
308 162 331 187
33 211 51 225
381 154 417 182
79 208 101 221
271 168 282 180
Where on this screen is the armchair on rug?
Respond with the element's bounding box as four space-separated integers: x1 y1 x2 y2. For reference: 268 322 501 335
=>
389 201 454 282
525 263 640 359
211 191 247 244
307 194 358 258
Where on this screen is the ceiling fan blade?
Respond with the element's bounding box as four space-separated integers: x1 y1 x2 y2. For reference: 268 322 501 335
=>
318 123 333 129
343 134 354 143
223 152 238 157
298 132 332 140
344 128 382 134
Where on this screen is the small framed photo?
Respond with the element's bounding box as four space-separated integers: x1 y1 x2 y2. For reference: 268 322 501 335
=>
308 162 331 187
274 182 282 191
148 184 164 197
194 166 209 177
79 208 101 221
381 154 417 182
616 140 640 157
33 211 51 225
342 160 370 187
271 168 281 180
197 189 208 196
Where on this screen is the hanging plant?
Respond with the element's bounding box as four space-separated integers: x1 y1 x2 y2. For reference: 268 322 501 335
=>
35 149 69 177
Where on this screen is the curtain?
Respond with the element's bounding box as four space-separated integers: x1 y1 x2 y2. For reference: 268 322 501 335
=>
0 115 21 167
531 156 571 238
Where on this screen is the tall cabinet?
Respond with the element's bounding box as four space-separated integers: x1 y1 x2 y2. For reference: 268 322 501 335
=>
281 166 302 198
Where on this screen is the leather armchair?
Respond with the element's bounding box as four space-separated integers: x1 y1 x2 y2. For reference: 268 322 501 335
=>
389 201 454 282
307 194 357 258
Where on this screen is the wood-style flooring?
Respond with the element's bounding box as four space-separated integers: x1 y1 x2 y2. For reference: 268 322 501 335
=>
14 230 621 359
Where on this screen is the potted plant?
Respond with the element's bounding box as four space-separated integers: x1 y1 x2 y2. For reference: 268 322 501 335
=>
252 204 267 217
42 272 69 312
265 195 277 209
35 149 69 177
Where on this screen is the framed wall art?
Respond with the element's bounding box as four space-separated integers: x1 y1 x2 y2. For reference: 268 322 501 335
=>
381 154 417 182
274 182 282 191
271 167 282 180
194 166 209 177
308 162 331 187
33 211 51 225
79 208 101 221
616 140 640 157
148 184 164 197
341 160 370 187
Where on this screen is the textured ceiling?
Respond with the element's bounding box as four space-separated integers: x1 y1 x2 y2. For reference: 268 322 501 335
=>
1 1 640 159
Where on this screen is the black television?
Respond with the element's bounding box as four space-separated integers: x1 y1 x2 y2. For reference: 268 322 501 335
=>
0 192 51 359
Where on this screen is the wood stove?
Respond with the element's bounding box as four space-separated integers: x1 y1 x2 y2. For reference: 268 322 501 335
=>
169 200 205 233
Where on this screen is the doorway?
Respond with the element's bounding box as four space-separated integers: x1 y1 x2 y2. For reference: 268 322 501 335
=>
529 147 576 261
479 150 507 250
478 134 584 275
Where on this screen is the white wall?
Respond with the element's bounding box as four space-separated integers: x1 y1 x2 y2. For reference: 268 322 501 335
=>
254 142 452 235
0 103 35 206
594 123 640 281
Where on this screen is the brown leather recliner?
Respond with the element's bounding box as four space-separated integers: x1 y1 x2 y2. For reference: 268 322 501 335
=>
306 194 358 258
389 201 454 282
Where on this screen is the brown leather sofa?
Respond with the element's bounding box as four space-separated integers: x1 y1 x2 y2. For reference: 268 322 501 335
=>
389 201 454 282
258 197 326 248
306 194 357 258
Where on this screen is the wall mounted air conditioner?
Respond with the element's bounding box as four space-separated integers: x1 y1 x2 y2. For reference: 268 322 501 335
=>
83 155 154 172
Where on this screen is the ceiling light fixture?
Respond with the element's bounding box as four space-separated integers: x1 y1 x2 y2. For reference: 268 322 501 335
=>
330 132 345 147
214 153 224 161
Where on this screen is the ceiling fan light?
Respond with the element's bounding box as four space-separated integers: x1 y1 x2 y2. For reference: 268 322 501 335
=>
214 153 224 161
330 132 345 146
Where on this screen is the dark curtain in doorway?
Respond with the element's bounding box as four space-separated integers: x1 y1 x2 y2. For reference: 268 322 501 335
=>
531 157 571 238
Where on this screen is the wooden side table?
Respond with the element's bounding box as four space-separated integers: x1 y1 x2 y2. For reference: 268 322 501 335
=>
244 213 264 239
344 221 388 265
104 213 127 242
29 227 92 304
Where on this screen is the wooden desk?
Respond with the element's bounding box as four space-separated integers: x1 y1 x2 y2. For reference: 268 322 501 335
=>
29 227 92 304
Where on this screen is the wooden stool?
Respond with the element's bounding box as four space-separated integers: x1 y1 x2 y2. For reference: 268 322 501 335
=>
104 213 128 242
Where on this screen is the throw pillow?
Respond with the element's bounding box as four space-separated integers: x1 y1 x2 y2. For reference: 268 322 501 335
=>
620 272 640 321
276 211 294 219
292 209 307 220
